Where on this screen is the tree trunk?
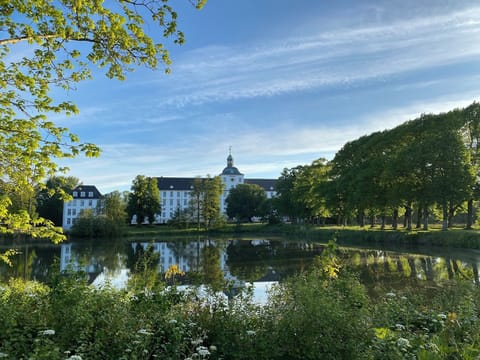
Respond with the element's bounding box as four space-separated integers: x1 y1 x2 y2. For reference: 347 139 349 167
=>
416 204 422 229
358 210 365 227
380 213 386 230
466 198 474 230
442 202 448 231
423 206 429 231
392 208 398 230
405 204 412 231
369 214 375 228
447 202 455 228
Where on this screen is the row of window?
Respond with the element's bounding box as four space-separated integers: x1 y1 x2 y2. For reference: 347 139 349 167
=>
72 191 95 198
67 199 95 207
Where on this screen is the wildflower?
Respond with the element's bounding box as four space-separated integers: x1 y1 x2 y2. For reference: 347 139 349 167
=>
209 345 217 352
196 346 210 357
400 296 407 301
137 329 153 336
246 330 256 336
397 337 410 349
0 353 8 358
39 329 55 336
191 338 203 346
67 356 83 360
448 312 457 322
386 292 396 298
395 323 405 331
165 264 185 280
169 319 178 325
437 313 447 320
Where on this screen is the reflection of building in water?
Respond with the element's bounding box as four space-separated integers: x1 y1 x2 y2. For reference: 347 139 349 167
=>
60 243 104 283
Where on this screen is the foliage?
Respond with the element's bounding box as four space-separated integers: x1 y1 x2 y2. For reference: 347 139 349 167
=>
4 244 480 358
127 175 161 225
70 208 125 238
226 183 267 222
36 176 80 226
0 0 205 242
189 175 225 231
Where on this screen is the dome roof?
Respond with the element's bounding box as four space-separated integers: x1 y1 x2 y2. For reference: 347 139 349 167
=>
222 166 242 175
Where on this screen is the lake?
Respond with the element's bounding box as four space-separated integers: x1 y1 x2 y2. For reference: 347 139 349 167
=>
2 236 480 302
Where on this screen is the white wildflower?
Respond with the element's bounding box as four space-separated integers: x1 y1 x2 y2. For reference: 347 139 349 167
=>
395 324 405 331
40 329 55 336
196 346 210 357
386 292 396 298
137 329 153 336
191 338 203 346
437 313 447 320
0 353 8 358
246 330 256 336
67 356 83 360
169 319 178 325
397 337 410 348
209 345 217 352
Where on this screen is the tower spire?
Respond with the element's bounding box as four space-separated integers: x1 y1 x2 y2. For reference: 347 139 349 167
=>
227 146 233 167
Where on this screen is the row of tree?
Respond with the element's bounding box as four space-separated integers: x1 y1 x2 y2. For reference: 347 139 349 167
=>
274 102 480 230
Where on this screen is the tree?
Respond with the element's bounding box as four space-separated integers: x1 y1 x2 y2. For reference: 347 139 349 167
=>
127 176 161 225
0 0 206 240
226 183 267 222
36 176 80 226
189 175 224 230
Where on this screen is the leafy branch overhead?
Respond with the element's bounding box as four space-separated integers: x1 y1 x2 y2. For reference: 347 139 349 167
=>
0 0 206 239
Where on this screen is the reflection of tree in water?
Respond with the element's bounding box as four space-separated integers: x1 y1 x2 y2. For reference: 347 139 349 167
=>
226 240 323 282
0 243 60 282
344 249 480 295
202 244 225 291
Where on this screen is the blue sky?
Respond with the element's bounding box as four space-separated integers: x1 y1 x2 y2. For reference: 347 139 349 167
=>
56 0 480 193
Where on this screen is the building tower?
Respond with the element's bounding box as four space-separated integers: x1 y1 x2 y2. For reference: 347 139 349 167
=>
220 149 244 213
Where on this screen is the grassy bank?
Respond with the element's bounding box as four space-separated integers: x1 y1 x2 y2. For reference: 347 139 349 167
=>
125 223 480 248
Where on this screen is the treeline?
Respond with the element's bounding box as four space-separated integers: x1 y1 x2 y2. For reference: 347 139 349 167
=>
275 102 480 230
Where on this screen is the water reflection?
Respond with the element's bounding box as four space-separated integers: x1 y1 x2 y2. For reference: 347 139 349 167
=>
1 237 480 292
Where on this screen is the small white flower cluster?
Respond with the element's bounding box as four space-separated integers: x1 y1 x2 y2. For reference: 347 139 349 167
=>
39 329 55 336
137 328 154 336
0 352 8 358
395 323 405 331
386 292 396 298
246 330 256 336
437 313 447 320
66 356 83 360
397 337 411 350
196 346 210 357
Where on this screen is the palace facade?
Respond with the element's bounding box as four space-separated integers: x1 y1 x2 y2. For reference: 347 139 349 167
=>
62 153 277 229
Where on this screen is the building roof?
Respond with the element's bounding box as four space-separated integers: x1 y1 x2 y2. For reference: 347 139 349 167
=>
71 185 102 199
156 177 196 191
245 179 277 191
221 153 243 176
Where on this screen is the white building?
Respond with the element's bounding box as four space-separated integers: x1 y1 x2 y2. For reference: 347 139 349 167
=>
62 185 102 230
155 153 277 224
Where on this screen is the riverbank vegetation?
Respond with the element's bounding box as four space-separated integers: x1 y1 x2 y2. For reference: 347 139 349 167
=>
1 241 480 359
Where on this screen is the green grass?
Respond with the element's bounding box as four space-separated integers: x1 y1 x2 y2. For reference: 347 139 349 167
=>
124 223 480 248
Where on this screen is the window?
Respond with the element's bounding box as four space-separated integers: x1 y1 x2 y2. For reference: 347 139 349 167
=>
72 191 78 197
170 191 173 197
80 200 84 206
88 191 93 197
80 191 85 197
163 191 166 197
88 199 93 206
177 192 180 197
72 209 76 216
170 199 173 206
67 218 71 225
67 209 71 215
72 200 77 206
162 199 166 205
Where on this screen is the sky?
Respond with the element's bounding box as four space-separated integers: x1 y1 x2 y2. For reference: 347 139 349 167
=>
54 0 480 194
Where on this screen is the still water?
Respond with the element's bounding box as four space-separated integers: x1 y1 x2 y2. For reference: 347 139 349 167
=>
2 236 480 300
